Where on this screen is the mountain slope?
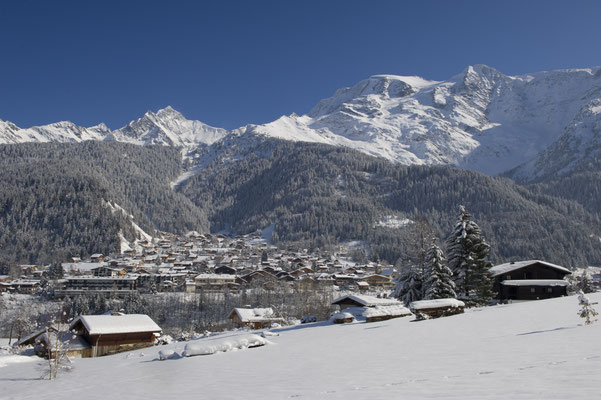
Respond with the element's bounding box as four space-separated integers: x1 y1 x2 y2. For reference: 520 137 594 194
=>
238 65 601 175
2 65 600 178
178 138 601 267
109 106 228 147
0 142 209 263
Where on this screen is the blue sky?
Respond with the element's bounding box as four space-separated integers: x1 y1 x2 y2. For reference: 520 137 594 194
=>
1 0 600 130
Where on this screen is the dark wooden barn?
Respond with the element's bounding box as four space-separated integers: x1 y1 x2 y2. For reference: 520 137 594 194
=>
489 260 572 301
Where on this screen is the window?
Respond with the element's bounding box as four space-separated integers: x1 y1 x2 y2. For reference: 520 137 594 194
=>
530 287 536 293
547 287 553 293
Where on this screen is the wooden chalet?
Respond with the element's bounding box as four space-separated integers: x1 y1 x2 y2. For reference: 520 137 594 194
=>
69 313 162 357
331 294 411 323
490 260 572 301
15 326 92 359
214 265 237 275
194 273 238 291
228 307 285 329
358 274 394 289
409 298 465 319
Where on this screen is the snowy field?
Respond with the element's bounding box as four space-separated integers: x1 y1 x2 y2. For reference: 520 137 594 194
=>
2 293 600 399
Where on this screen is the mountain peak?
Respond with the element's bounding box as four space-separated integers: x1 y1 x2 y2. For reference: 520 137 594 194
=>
156 106 182 117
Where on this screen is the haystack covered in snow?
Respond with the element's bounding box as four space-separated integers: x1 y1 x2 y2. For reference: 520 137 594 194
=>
69 313 161 357
331 295 412 323
228 308 285 329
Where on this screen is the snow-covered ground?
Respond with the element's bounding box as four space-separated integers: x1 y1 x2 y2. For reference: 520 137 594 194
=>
2 293 600 399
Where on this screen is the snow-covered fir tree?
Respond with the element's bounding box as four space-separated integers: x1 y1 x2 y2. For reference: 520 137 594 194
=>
578 290 598 325
391 265 424 305
445 205 494 305
579 270 595 293
424 242 456 300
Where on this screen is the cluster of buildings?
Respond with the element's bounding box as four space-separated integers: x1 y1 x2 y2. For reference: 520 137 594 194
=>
0 232 396 297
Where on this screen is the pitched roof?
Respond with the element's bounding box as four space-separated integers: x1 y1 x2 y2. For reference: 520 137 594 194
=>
69 314 161 335
489 260 571 277
500 279 569 287
331 294 401 307
229 308 279 322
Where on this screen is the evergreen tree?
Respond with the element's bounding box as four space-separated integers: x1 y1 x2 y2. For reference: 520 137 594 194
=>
46 262 64 279
578 290 598 325
391 265 424 305
424 242 456 300
579 270 594 294
445 205 494 305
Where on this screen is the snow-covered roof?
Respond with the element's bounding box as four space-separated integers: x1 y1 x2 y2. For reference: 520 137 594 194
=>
361 305 411 318
489 260 571 277
332 294 401 307
230 308 280 322
195 274 236 280
409 299 465 310
69 314 161 335
500 280 569 287
38 331 91 351
62 262 107 272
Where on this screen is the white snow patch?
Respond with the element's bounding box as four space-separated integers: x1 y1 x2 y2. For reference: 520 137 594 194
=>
374 216 413 229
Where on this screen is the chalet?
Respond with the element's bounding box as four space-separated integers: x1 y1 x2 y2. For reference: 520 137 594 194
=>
69 313 162 357
241 270 278 286
359 274 394 289
490 260 572 301
331 294 411 323
54 276 138 297
214 265 237 275
16 326 92 359
194 273 238 291
90 254 104 262
91 266 126 277
228 307 285 329
1 279 40 294
409 298 465 319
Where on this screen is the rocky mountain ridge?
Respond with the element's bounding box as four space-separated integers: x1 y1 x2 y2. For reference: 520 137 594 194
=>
2 65 601 179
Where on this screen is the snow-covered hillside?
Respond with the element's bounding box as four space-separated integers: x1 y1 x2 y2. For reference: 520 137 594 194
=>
2 293 600 399
2 65 600 177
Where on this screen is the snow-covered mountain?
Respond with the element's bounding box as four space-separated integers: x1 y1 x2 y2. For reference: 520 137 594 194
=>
109 106 227 147
0 106 227 148
239 65 601 176
1 65 600 177
508 97 601 180
0 118 110 143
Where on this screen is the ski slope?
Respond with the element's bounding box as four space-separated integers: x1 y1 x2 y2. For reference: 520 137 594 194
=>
2 293 600 399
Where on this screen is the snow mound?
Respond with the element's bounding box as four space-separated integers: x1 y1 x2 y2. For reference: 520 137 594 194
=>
158 349 179 360
182 334 267 357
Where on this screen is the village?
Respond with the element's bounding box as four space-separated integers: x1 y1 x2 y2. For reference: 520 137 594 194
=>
0 232 397 298
1 226 600 364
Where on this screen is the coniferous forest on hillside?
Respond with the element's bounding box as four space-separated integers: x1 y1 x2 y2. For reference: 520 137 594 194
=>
1 140 601 268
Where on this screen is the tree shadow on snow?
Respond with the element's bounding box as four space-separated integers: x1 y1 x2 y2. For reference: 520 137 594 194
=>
517 326 576 336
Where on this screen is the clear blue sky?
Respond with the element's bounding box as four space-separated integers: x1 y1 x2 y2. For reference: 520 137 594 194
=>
1 0 600 130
